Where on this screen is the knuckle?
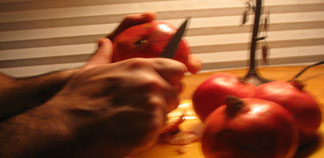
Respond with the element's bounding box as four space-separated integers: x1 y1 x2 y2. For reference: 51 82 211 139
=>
155 58 187 74
173 61 188 74
127 58 150 69
142 76 164 90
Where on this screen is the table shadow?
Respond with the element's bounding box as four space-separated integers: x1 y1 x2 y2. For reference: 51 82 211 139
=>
294 134 322 158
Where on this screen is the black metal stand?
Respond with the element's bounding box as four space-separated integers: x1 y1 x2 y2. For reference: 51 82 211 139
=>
243 0 271 85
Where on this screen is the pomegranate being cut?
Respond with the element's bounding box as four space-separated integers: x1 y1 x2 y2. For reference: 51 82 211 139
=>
253 80 322 146
201 96 299 158
192 73 256 121
112 21 198 73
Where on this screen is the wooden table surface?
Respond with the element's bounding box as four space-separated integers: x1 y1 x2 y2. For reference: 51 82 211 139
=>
132 65 324 158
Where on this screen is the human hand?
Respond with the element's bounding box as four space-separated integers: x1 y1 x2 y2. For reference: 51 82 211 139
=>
0 12 189 158
44 38 187 157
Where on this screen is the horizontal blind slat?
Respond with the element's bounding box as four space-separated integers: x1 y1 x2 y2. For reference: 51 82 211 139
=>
1 2 324 23
2 11 324 42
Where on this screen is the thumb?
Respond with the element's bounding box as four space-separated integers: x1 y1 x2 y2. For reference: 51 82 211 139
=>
83 38 113 69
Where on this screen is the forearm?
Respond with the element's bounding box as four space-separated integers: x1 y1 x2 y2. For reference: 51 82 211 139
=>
0 69 78 120
0 102 74 158
0 95 140 158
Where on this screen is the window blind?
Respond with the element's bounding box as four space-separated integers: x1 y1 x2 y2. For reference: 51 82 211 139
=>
0 0 323 77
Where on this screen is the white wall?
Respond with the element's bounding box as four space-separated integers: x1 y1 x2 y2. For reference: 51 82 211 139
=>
0 0 324 77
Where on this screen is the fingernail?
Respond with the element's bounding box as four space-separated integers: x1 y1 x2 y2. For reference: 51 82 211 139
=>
143 11 156 21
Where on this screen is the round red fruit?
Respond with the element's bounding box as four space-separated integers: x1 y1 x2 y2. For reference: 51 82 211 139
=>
202 97 299 158
253 80 322 145
192 73 256 121
113 21 196 73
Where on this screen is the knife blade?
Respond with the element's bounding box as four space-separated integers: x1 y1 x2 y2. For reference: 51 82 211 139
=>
159 17 190 58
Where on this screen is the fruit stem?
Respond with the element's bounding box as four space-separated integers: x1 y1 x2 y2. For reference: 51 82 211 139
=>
290 61 324 81
238 77 247 84
225 96 244 116
290 80 305 90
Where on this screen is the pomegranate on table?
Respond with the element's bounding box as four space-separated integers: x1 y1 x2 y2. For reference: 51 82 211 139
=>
202 96 299 158
112 21 198 73
253 80 322 145
192 73 256 121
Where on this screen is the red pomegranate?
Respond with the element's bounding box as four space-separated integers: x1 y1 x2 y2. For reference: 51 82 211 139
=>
202 96 299 158
112 21 197 73
192 73 256 121
253 80 322 145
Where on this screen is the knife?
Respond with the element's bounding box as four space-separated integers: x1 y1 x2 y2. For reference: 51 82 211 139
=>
159 17 190 58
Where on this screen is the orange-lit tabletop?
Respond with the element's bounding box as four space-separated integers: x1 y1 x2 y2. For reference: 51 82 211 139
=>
131 65 324 158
